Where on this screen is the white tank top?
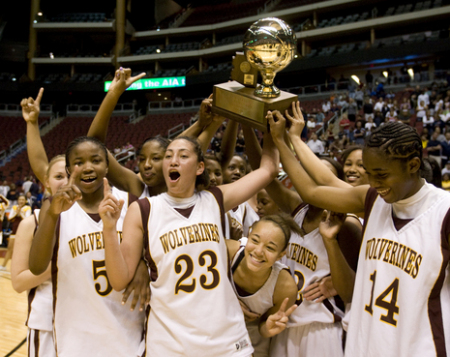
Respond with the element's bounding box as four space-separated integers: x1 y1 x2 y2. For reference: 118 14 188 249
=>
26 209 53 331
345 185 450 357
283 204 344 327
231 238 287 357
142 189 253 357
52 187 145 357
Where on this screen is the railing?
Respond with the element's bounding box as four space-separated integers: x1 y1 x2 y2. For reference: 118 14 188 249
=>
0 103 53 116
66 102 135 116
168 123 185 139
114 148 136 165
148 98 203 111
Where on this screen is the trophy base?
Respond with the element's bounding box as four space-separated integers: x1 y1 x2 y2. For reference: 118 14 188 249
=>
212 81 298 132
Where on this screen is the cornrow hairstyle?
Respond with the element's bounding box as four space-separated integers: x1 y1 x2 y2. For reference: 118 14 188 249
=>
171 136 210 190
365 122 423 168
65 136 109 172
205 153 221 164
139 136 170 155
252 213 302 251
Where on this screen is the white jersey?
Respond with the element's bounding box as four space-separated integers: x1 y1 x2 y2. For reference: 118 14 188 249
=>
27 209 53 332
225 203 245 240
242 201 259 237
346 184 450 357
141 188 253 357
52 187 145 357
282 204 344 327
231 238 287 357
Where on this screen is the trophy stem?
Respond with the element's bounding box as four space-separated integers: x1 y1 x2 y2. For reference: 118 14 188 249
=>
254 68 280 98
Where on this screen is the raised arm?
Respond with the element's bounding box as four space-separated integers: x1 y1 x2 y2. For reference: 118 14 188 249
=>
21 88 49 183
220 132 279 212
88 68 145 142
273 102 349 189
87 68 146 196
269 113 367 214
319 212 359 303
219 119 239 170
177 95 213 139
101 180 144 291
198 114 225 154
242 124 301 214
11 215 51 293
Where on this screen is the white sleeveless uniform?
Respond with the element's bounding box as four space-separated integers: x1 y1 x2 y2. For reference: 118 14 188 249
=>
52 187 145 357
141 189 253 357
26 209 56 357
242 201 259 237
271 204 344 357
231 238 287 357
345 183 450 357
225 203 245 240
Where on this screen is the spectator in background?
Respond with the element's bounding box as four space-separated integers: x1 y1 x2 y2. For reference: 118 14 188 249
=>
355 87 364 109
397 108 411 125
385 107 398 122
339 114 351 137
363 97 374 121
353 120 366 145
347 97 357 122
434 126 446 142
210 130 222 154
22 176 33 195
6 183 18 206
0 180 10 197
306 132 325 155
399 96 411 112
418 88 430 108
365 116 376 131
427 131 443 161
442 173 450 191
423 109 435 133
374 97 385 113
313 108 325 124
235 129 245 156
416 100 427 122
322 100 331 115
441 162 450 177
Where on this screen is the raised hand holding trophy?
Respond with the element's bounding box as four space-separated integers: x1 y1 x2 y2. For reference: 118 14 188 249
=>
212 17 298 131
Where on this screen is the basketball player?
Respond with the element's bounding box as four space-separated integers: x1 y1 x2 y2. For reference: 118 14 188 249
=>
29 137 145 357
270 112 450 356
99 133 279 356
11 156 67 357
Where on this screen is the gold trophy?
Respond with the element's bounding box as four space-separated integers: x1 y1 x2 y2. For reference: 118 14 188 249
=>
212 17 298 131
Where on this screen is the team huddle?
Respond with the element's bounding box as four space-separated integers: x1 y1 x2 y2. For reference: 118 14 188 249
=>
8 68 450 357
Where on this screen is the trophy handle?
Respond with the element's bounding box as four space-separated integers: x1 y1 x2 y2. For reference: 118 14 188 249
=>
254 68 280 98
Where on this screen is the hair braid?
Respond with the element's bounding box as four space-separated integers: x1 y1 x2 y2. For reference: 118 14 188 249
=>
365 122 422 165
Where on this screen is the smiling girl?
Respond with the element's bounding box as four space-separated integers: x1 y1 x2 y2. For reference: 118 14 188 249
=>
227 214 299 357
29 137 145 357
270 117 450 357
100 133 279 356
11 156 67 357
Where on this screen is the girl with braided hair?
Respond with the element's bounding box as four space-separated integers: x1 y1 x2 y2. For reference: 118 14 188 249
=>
269 118 450 357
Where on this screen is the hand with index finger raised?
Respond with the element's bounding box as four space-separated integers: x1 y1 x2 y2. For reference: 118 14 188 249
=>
99 178 124 229
49 165 82 216
21 87 44 124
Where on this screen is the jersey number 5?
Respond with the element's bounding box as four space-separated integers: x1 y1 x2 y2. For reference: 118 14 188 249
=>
92 260 113 296
174 250 220 294
364 270 399 326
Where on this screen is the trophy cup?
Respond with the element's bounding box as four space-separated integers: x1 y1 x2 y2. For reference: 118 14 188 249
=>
212 17 298 131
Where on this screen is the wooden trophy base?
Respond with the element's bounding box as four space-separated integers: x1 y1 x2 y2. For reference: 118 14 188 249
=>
212 81 298 132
